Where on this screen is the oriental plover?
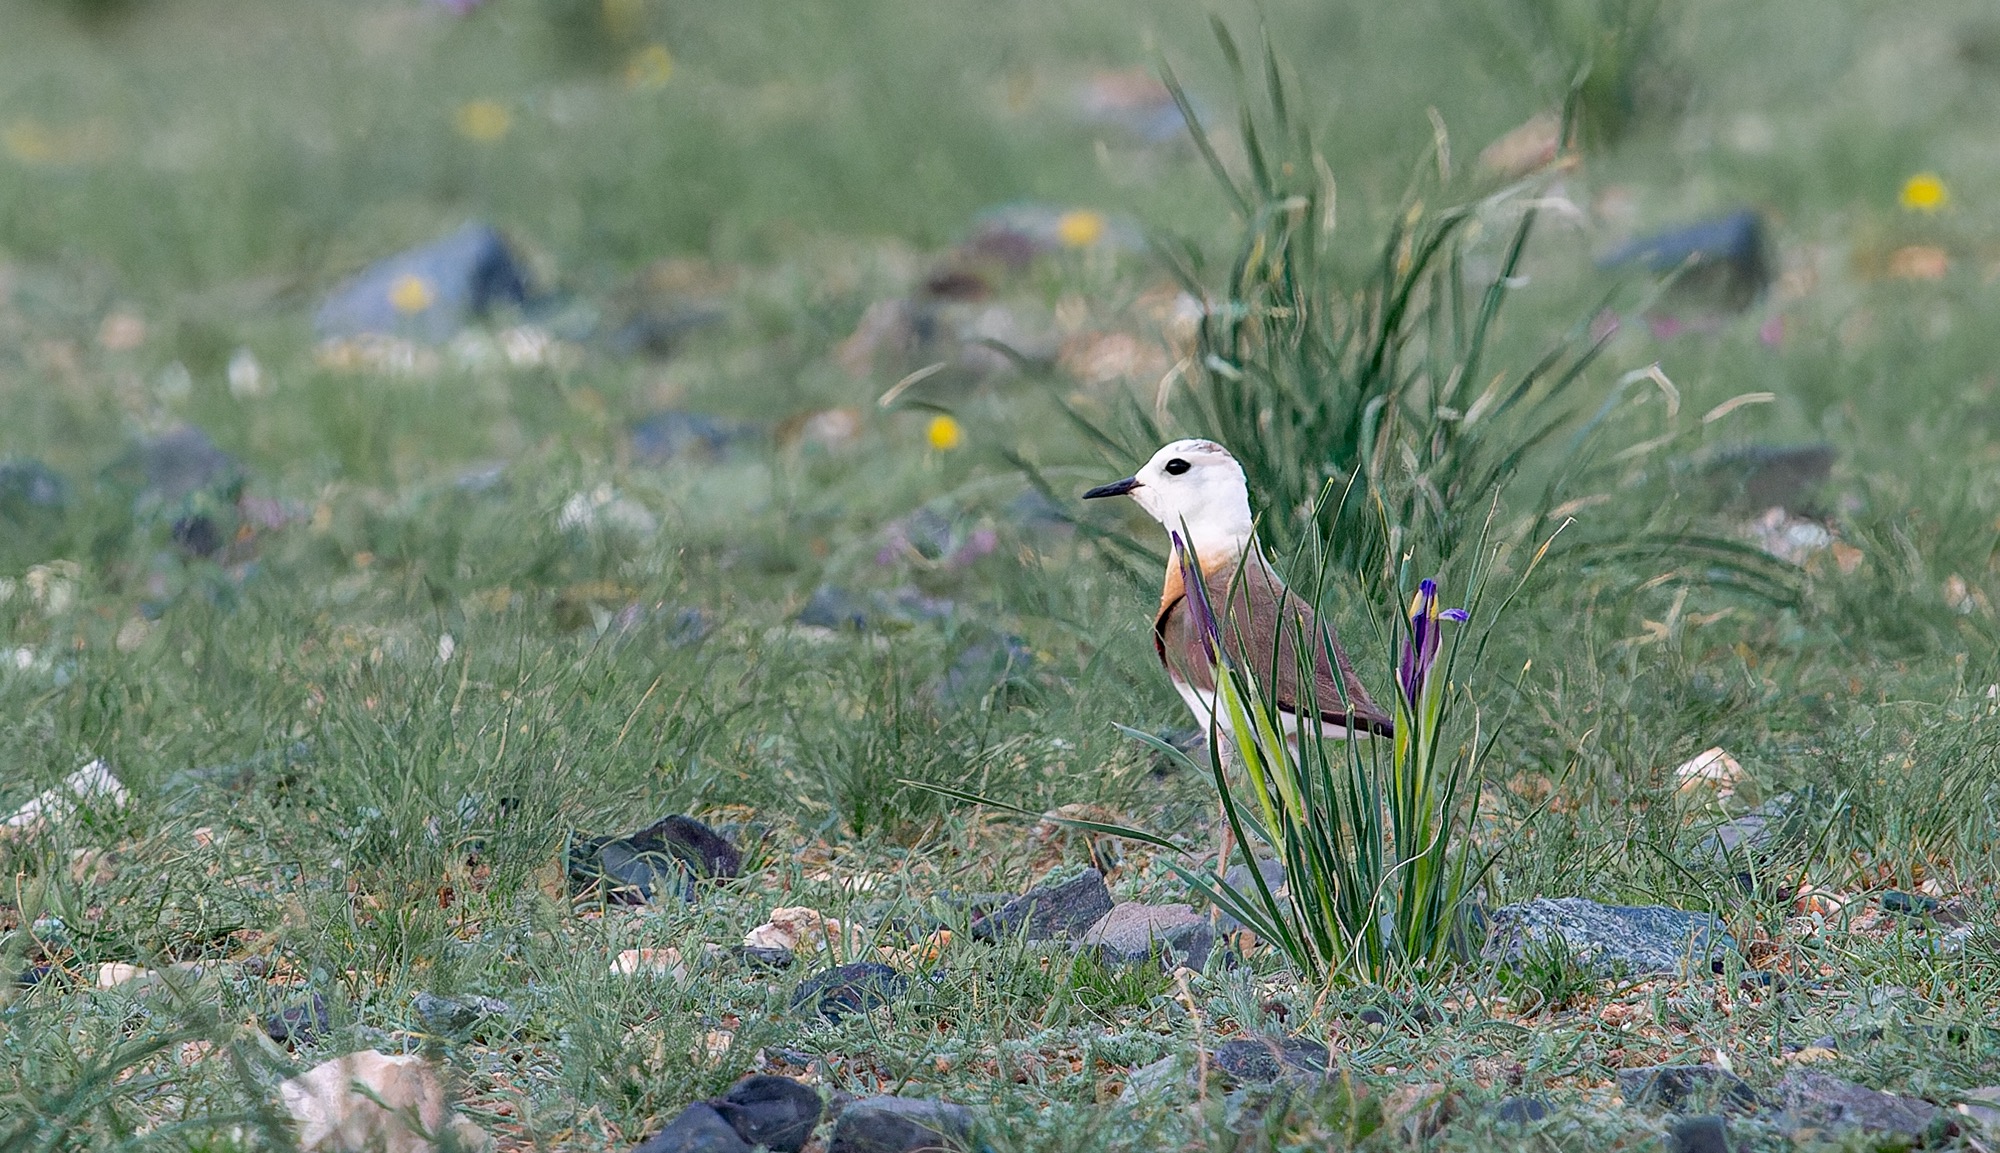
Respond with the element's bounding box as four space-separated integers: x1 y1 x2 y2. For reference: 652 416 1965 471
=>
1084 439 1392 865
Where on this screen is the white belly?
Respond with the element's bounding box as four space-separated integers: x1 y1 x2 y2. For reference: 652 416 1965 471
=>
1170 677 1369 743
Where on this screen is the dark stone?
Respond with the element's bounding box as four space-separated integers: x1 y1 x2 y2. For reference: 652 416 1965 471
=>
971 868 1113 942
171 514 224 558
1698 443 1836 513
827 1096 974 1153
1207 1037 1330 1087
797 585 873 631
1483 898 1738 978
1079 902 1212 971
315 222 531 343
1600 210 1771 313
711 1075 822 1153
1617 1065 1760 1114
119 426 239 503
793 962 908 1023
1881 890 1941 917
568 815 740 904
630 1102 752 1153
413 991 510 1034
1492 1095 1551 1124
1774 1069 1949 1139
1666 1114 1730 1153
630 411 759 465
1148 726 1206 776
265 993 330 1046
733 945 795 970
935 632 1035 707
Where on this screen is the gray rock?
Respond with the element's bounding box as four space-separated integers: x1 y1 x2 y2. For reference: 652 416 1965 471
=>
1212 858 1288 932
265 993 331 1046
792 963 908 1023
1207 1037 1330 1087
1492 1095 1551 1125
1080 902 1212 971
631 411 760 465
315 222 530 342
1483 898 1738 978
827 1096 974 1153
1775 1069 1948 1139
1617 1065 1760 1114
1599 210 1770 314
1117 1055 1190 1104
972 869 1113 942
413 991 510 1034
1829 985 1917 1036
1666 1114 1730 1153
115 426 239 505
1691 794 1798 869
630 1102 752 1153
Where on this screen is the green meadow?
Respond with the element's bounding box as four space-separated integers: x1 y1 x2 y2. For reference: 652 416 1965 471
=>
3 0 2000 1148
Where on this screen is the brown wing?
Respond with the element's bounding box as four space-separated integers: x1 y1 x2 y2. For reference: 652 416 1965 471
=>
1154 552 1393 737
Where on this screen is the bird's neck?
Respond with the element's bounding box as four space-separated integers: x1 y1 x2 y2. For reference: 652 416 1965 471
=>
1163 534 1259 623
1171 529 1257 579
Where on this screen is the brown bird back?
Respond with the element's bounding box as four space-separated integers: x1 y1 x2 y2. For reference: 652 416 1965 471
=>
1154 547 1393 737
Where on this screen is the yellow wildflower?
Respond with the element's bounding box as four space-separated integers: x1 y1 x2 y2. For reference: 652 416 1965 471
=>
1056 210 1107 248
389 274 435 314
925 414 963 451
625 44 674 90
454 101 511 142
1899 172 1948 213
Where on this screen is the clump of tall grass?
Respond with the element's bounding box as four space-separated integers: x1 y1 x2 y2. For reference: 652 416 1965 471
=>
1057 21 1609 578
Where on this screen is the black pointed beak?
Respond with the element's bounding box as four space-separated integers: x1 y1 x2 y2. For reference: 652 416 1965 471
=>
1082 476 1141 500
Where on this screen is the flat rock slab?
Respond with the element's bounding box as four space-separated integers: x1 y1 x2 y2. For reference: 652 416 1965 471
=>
792 963 908 1023
568 815 741 904
630 1102 750 1153
1691 795 1798 869
971 869 1112 942
1775 1069 1950 1140
1080 902 1212 971
632 1076 823 1153
1617 1064 1760 1114
827 1096 974 1153
1484 898 1738 978
315 221 530 342
1207 1037 1331 1087
710 1076 822 1153
413 992 510 1035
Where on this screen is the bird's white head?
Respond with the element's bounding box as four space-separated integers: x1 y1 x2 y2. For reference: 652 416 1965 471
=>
1082 438 1256 560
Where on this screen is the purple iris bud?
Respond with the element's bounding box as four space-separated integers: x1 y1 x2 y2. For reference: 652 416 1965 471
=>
1398 578 1465 707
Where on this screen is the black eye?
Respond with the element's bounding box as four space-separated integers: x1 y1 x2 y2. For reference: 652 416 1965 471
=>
1163 458 1191 476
